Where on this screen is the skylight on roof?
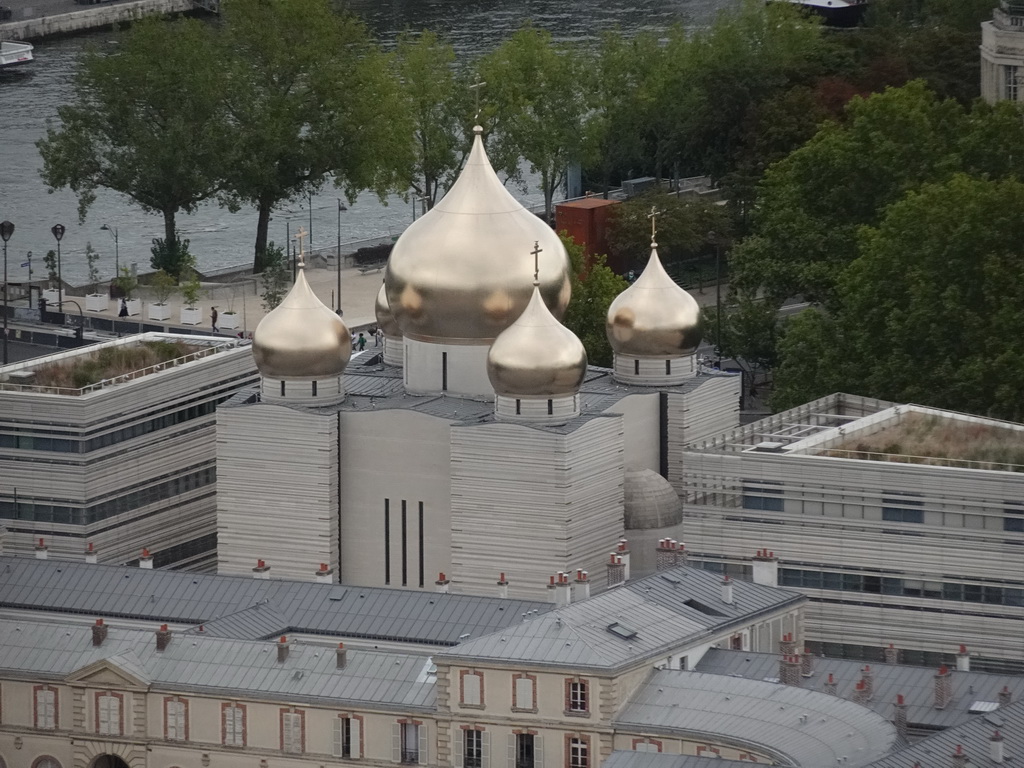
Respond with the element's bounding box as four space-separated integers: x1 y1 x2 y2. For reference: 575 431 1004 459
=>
969 701 1000 713
607 622 638 640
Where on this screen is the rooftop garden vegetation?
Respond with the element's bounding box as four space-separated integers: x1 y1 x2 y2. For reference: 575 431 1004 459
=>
31 340 201 391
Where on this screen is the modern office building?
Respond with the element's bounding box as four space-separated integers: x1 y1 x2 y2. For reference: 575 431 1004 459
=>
664 394 1024 671
981 0 1024 104
216 126 742 596
0 334 258 569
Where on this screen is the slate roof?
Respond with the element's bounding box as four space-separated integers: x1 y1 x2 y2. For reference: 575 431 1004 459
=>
615 670 898 768
0 556 551 645
695 649 1024 731
439 567 804 671
0 618 435 711
603 753 752 768
866 699 1024 768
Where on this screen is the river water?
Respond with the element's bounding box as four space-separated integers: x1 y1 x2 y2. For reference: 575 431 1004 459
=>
0 0 729 284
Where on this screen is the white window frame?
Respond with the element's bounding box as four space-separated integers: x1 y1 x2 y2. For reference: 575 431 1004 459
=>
35 687 56 729
282 710 304 754
223 703 245 747
166 698 187 741
97 694 121 736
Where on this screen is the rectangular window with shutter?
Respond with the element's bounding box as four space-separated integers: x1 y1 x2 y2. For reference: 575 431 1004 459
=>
166 698 188 741
223 703 246 746
465 730 483 768
281 710 304 754
96 693 122 736
35 687 57 729
510 734 542 768
513 675 536 712
400 722 420 764
334 716 361 758
462 671 483 707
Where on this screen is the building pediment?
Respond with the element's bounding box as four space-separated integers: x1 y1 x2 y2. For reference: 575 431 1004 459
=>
66 651 151 689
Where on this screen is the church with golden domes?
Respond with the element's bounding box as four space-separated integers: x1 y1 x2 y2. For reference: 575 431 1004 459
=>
215 127 741 598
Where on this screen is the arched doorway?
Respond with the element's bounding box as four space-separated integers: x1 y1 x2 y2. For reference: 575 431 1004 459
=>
89 756 130 768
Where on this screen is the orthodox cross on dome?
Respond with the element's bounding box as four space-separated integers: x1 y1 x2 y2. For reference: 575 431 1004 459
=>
295 226 308 267
531 241 543 286
469 80 487 122
648 206 663 245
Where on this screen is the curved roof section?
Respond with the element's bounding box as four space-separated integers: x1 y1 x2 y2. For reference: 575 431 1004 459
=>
615 670 898 767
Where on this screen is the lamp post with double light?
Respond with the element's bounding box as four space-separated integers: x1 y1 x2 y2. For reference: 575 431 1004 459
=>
100 224 119 277
1 220 14 365
51 224 65 312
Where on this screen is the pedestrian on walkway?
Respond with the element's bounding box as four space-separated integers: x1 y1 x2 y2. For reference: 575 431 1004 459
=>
357 332 366 351
211 306 219 334
118 299 129 319
375 327 384 347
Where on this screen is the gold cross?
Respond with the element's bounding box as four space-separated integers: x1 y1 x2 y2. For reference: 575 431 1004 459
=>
648 206 662 243
295 227 307 266
469 81 487 121
531 241 543 285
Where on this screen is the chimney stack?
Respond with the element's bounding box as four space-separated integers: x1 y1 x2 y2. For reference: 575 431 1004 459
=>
156 623 172 651
336 642 347 670
607 553 626 587
655 539 676 572
934 665 953 710
952 745 967 768
752 549 779 587
893 694 908 740
277 636 290 663
823 673 837 696
616 539 631 581
991 731 1005 765
779 654 801 686
779 632 797 657
861 665 874 701
35 538 48 560
574 569 590 602
884 643 898 665
852 679 868 706
998 685 1012 707
551 572 571 608
497 572 509 600
92 618 108 646
85 542 97 564
253 559 271 579
139 548 154 569
801 648 814 678
956 644 970 673
435 572 450 594
720 575 734 605
316 563 334 584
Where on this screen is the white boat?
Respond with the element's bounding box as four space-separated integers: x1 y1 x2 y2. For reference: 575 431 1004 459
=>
0 40 34 69
770 0 868 27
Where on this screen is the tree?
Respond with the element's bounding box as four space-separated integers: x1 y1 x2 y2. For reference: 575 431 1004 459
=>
730 81 1024 307
43 250 58 289
394 30 472 208
217 0 412 272
479 26 592 221
560 234 628 368
150 270 177 306
773 175 1024 419
260 243 290 312
37 16 226 252
85 242 101 295
701 295 783 376
150 235 194 282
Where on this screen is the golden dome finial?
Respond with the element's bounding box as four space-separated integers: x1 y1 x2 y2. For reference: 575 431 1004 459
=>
648 206 662 248
469 80 487 123
294 226 308 268
531 241 543 287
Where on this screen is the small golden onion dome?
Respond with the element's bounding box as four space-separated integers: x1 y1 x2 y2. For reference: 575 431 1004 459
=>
606 241 702 357
375 282 400 337
385 126 571 344
487 285 587 397
252 265 351 378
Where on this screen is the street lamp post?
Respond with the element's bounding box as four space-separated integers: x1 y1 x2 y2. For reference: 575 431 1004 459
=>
1 220 14 366
100 224 119 276
707 230 722 367
336 199 347 311
51 224 65 312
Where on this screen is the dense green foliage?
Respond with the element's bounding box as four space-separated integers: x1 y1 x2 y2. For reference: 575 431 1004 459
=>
560 234 628 369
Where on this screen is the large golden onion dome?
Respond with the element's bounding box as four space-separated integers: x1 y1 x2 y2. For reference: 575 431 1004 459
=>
252 263 351 378
606 240 702 357
385 126 571 344
487 285 587 397
375 282 400 337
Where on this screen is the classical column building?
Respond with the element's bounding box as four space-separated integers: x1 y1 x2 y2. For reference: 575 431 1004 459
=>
981 0 1024 103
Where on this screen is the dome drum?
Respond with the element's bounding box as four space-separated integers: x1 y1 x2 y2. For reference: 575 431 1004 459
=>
260 374 345 406
613 352 697 387
382 336 404 367
404 338 493 396
494 393 580 425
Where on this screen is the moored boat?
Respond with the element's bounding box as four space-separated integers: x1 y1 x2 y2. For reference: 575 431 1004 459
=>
0 40 34 69
769 0 868 27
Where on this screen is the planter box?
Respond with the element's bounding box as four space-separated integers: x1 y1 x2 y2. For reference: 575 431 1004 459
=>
180 307 202 326
148 303 172 322
86 294 109 312
220 312 241 330
42 289 63 306
125 298 142 317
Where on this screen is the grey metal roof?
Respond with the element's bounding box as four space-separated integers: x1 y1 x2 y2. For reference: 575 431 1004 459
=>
0 556 551 645
0 618 435 711
615 670 898 768
439 567 804 671
866 699 1024 768
603 752 752 768
695 649 1024 731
